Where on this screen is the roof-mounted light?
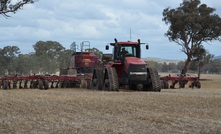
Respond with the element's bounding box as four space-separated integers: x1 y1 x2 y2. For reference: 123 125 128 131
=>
138 39 140 44
114 38 118 43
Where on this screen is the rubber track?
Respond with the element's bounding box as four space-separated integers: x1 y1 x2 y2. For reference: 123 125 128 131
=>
93 68 103 90
107 67 119 91
103 68 110 90
148 67 161 92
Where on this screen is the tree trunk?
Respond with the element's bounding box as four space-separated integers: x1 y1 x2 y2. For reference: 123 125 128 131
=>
181 58 192 74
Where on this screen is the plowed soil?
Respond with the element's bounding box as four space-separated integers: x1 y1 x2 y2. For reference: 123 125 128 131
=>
0 74 221 133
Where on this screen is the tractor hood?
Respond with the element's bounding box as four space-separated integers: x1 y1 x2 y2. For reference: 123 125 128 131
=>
124 57 147 73
125 57 146 65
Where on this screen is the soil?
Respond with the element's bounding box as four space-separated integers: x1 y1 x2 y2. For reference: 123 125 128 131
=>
0 87 221 134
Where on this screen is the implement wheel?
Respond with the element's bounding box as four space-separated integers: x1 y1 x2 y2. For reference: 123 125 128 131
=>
161 80 169 89
44 80 49 90
31 81 38 89
80 79 87 89
38 80 43 89
3 80 8 90
196 81 201 89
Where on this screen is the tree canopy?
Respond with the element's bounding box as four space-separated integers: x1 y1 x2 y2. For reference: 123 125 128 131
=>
162 0 221 74
0 41 220 75
0 41 69 75
33 41 66 74
85 47 103 60
0 0 37 17
0 46 20 74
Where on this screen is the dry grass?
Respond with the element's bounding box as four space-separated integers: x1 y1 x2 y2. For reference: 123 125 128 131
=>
200 74 221 89
0 74 221 133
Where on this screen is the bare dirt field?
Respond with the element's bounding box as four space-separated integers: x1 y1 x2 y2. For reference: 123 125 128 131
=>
0 74 221 134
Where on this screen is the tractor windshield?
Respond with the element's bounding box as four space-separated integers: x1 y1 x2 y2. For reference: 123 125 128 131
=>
119 46 137 61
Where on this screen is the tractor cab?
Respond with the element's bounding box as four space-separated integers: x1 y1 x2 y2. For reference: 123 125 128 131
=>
105 38 149 63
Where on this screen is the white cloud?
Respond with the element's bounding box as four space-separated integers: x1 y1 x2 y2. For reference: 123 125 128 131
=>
0 0 220 60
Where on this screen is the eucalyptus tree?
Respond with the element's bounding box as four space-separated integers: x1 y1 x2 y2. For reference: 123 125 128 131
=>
163 0 221 74
0 0 37 17
33 41 65 74
0 46 20 75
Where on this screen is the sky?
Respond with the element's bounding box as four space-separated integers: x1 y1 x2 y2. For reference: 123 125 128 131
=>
0 0 221 60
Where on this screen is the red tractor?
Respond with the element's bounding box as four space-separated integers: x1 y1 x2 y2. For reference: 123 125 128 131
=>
91 38 161 91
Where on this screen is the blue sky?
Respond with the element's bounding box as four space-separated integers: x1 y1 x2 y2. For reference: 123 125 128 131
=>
0 0 220 60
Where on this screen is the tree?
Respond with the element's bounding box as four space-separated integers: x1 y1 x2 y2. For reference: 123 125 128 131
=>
33 41 65 59
33 41 65 74
146 60 162 71
162 0 221 74
14 54 34 75
0 0 37 18
177 61 185 71
85 47 103 60
0 46 20 74
209 59 221 74
0 42 73 75
58 49 72 68
162 62 169 72
191 45 214 76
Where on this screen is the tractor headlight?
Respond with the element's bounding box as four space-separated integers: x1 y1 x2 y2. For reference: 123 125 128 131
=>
130 72 147 75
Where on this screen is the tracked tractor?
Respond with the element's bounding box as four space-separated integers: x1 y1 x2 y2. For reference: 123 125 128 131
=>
91 38 161 91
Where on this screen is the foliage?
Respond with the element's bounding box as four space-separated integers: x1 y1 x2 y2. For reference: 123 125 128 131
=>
162 0 221 74
0 0 37 18
85 47 103 60
33 41 65 59
147 60 162 71
33 41 65 74
14 53 34 75
207 59 221 74
190 45 214 76
0 41 220 75
58 49 72 68
0 41 69 75
0 46 20 74
146 59 221 74
147 61 179 73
